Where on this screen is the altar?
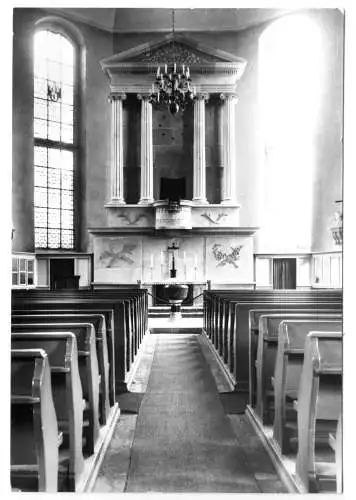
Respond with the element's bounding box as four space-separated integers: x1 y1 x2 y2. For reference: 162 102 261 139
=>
88 34 258 290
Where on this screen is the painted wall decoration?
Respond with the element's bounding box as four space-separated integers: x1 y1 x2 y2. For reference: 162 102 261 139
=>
96 238 139 268
206 236 253 283
211 243 242 268
116 212 148 225
200 212 228 225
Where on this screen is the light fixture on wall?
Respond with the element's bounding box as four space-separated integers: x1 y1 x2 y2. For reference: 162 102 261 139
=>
149 9 195 115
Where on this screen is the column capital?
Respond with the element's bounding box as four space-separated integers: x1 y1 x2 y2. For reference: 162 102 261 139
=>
195 92 209 102
137 93 152 102
219 93 239 102
108 92 127 103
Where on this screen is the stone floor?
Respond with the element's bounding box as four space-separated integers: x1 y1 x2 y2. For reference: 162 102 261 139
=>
93 333 287 493
148 317 203 333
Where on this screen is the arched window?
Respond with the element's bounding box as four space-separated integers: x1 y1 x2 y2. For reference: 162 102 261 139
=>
33 28 77 249
258 15 323 251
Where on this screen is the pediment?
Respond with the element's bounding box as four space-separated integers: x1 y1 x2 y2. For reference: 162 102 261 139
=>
102 34 242 66
101 33 247 94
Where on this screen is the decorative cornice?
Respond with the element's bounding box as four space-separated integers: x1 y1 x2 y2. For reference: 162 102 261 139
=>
88 227 259 236
103 62 246 78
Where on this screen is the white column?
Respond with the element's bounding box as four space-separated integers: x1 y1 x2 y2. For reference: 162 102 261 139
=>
193 93 209 204
220 93 238 205
110 93 126 204
138 94 154 205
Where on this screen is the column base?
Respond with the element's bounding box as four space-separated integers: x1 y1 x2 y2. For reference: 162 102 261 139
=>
220 198 237 206
109 198 126 205
138 198 154 205
192 198 208 205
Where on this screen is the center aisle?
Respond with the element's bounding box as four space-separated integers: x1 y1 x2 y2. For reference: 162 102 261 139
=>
125 334 261 493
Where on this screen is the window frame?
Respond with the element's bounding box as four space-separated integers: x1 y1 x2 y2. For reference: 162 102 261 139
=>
33 23 81 251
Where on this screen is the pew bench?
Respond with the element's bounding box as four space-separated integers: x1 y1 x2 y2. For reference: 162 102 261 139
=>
256 315 342 425
295 331 342 493
12 291 148 394
272 320 342 455
11 322 100 455
12 312 110 425
11 333 85 491
206 293 342 390
11 349 60 492
13 305 116 406
248 307 342 407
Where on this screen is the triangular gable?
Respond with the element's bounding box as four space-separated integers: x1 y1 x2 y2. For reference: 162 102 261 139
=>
102 33 241 66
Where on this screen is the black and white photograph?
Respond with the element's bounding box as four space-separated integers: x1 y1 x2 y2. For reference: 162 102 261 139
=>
5 2 353 495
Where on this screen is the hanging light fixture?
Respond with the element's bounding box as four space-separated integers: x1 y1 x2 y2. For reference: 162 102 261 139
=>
149 9 195 115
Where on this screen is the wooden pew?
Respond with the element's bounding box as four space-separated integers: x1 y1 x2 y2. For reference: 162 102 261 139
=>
256 316 342 425
204 289 342 389
272 320 342 454
216 299 341 390
11 322 100 454
295 331 342 493
11 333 84 491
13 305 116 406
248 306 342 407
13 297 126 392
205 289 342 343
11 349 60 492
12 288 148 393
12 312 110 425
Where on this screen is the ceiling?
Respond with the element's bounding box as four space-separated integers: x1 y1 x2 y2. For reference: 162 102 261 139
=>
45 8 294 34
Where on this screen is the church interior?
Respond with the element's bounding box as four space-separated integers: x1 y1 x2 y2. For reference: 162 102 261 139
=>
10 6 345 494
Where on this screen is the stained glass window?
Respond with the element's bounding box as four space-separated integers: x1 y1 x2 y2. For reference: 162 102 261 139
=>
34 29 76 249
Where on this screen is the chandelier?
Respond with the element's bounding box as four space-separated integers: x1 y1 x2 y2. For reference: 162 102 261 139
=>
149 9 195 115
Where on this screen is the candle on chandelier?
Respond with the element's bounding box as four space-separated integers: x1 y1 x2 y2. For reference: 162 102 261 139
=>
165 64 167 73
174 62 176 72
157 67 160 78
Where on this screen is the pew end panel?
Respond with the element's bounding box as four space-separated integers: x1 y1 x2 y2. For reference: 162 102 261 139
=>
295 332 342 493
11 322 100 455
273 320 342 456
11 332 85 490
11 349 59 492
